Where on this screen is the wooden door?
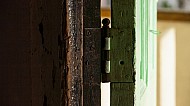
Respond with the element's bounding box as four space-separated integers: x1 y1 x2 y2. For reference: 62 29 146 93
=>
0 0 101 106
0 0 157 105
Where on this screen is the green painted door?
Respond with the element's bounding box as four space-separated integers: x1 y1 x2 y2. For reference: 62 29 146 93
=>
135 0 157 106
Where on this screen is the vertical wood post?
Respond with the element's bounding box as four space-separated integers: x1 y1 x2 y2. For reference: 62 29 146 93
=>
66 0 83 105
83 0 101 106
110 0 135 106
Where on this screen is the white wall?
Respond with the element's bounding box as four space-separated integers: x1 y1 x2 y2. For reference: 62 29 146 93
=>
157 20 190 106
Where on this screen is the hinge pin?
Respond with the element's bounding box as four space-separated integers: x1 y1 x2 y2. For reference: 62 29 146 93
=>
102 18 110 74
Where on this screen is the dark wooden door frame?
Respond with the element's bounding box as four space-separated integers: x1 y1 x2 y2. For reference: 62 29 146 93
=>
66 0 101 105
65 0 83 105
0 0 101 105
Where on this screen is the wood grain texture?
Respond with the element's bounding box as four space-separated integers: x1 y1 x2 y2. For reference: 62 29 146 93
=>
111 0 135 29
111 83 134 106
110 0 135 82
110 29 135 82
0 0 101 105
0 0 64 105
30 0 63 105
83 0 101 106
66 0 83 105
83 0 101 28
110 0 135 106
83 28 101 106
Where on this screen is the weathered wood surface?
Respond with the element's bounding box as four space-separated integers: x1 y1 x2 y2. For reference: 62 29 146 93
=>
0 0 65 105
111 83 134 106
110 0 135 105
110 0 135 82
0 0 102 105
31 0 65 105
83 0 101 106
83 0 101 28
83 28 101 106
66 0 83 105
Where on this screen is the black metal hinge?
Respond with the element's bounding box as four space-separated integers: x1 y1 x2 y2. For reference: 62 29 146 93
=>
101 18 111 82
